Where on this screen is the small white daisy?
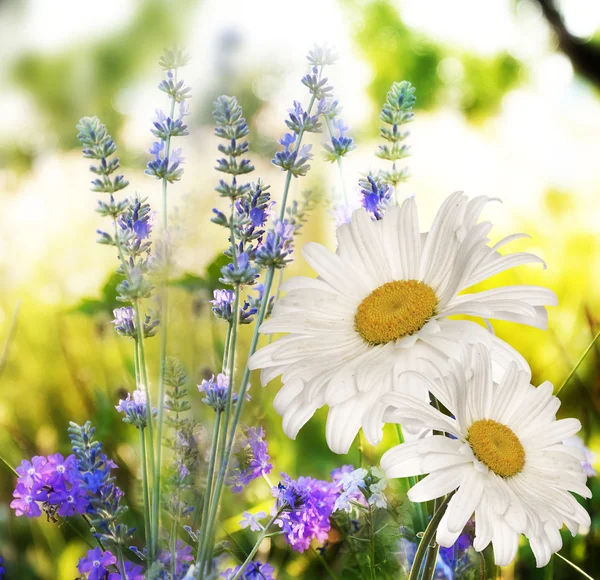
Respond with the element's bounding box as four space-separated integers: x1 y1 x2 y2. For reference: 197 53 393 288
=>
380 344 591 567
249 192 556 453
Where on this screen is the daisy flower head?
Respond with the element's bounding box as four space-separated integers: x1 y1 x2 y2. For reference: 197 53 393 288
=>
249 192 556 453
380 343 591 567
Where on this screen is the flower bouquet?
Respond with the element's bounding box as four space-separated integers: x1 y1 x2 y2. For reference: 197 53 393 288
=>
5 45 594 580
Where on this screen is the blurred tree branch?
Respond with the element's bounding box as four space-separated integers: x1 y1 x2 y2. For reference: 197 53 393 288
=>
534 0 600 87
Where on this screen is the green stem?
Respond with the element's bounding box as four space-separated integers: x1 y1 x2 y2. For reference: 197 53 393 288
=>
151 70 179 558
222 323 232 372
421 497 443 580
139 426 153 560
198 267 275 574
117 546 127 578
170 517 178 580
198 73 322 572
0 454 17 476
134 301 156 559
408 494 452 580
82 514 107 551
230 510 282 580
556 330 600 395
199 286 241 573
196 410 223 567
311 547 341 580
555 553 594 580
111 217 156 552
544 555 554 580
368 504 376 580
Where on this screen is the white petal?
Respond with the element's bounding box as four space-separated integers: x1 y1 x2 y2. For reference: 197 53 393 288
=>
302 242 370 301
326 397 363 454
407 464 467 502
398 197 422 279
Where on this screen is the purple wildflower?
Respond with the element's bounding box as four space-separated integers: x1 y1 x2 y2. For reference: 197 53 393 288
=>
77 548 116 580
211 289 235 322
222 562 275 580
158 540 194 577
107 562 145 580
360 174 392 220
272 474 338 552
240 510 266 532
10 483 42 518
116 389 154 428
227 426 272 493
16 456 47 489
198 373 238 412
254 218 296 269
48 483 89 517
11 452 91 519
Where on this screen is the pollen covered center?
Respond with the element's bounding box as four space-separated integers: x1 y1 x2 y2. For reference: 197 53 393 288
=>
467 419 525 478
354 280 438 345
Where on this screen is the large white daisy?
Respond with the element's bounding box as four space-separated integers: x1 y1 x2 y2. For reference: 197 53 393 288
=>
249 192 557 453
380 344 591 567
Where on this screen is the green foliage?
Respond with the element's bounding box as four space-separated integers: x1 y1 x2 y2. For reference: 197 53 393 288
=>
170 253 230 294
11 0 193 149
349 0 521 123
71 271 122 317
377 80 416 187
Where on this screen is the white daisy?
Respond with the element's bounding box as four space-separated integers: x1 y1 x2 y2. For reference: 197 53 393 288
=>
380 344 591 567
249 192 557 453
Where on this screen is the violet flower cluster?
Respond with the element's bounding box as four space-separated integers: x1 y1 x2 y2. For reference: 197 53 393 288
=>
77 547 145 580
76 117 158 332
334 465 388 512
116 389 156 429
158 540 194 577
227 426 272 493
210 95 263 291
360 173 393 221
222 561 275 580
145 47 191 183
11 453 88 519
11 422 132 555
68 421 133 549
199 373 239 413
272 474 338 553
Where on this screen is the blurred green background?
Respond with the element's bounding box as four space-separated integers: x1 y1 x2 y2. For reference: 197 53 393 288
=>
0 0 599 577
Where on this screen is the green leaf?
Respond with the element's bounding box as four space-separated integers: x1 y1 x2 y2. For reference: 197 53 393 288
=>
71 272 122 317
170 253 230 294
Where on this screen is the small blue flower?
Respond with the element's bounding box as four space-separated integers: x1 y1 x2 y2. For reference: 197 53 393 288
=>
222 561 275 580
220 251 259 286
227 426 272 493
285 101 322 135
272 133 314 177
211 289 235 322
323 116 356 162
240 510 266 532
112 307 159 339
254 219 296 269
360 174 393 220
198 374 237 412
116 389 156 429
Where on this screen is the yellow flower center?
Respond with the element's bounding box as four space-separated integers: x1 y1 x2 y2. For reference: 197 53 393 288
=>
467 419 525 478
354 280 438 345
